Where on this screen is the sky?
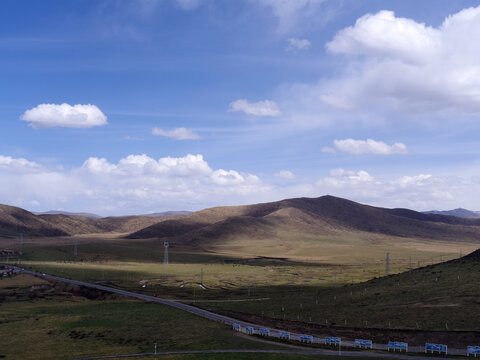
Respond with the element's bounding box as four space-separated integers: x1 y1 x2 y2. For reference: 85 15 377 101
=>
2 0 480 215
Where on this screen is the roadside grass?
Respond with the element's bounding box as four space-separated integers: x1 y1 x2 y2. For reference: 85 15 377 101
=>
0 275 283 360
2 234 478 345
110 354 386 360
195 256 480 338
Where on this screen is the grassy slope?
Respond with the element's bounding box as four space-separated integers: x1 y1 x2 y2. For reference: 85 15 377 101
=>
0 276 436 360
0 204 182 238
0 204 68 237
127 196 480 246
197 251 480 345
0 274 282 360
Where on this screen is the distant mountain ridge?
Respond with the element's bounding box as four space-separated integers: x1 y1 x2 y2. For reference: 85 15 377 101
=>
33 210 102 219
0 204 191 237
3 197 480 243
423 208 480 218
127 195 480 244
33 210 192 219
139 211 192 218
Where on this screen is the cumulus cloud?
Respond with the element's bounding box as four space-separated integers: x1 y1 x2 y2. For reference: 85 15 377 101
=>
322 7 480 114
1 152 480 213
275 170 296 179
20 103 107 129
0 153 271 214
332 139 408 155
286 38 311 51
323 168 375 187
152 127 200 140
229 99 282 117
0 155 44 174
81 154 212 177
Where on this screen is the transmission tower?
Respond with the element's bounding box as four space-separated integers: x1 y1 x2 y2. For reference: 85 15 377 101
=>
163 241 169 265
386 252 390 276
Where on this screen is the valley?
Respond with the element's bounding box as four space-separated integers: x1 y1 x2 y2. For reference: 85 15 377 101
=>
1 196 480 359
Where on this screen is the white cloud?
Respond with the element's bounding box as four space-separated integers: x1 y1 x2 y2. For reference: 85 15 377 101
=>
0 155 44 174
0 153 270 214
152 127 200 140
1 153 480 214
392 174 432 188
20 103 107 129
322 7 480 114
211 170 245 185
286 38 311 51
323 168 375 187
333 139 408 155
275 170 295 179
229 99 282 117
81 154 212 177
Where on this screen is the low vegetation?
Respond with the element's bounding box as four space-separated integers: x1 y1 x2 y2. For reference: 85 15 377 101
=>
0 274 282 360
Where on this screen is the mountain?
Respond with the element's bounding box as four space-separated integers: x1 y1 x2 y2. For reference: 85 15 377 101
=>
0 205 174 237
127 195 480 243
424 208 480 218
34 210 102 219
4 196 480 242
0 204 69 237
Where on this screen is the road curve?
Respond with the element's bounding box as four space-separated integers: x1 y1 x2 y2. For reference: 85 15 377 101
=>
11 266 469 359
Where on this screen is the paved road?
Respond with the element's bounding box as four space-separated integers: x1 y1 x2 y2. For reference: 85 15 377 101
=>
70 349 466 360
11 266 470 359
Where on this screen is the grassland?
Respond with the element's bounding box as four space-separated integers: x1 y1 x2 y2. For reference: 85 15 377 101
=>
1 229 479 352
0 274 287 360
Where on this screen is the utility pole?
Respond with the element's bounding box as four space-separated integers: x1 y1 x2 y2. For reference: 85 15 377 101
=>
386 253 390 276
201 268 204 285
19 233 23 247
163 242 169 265
409 256 412 271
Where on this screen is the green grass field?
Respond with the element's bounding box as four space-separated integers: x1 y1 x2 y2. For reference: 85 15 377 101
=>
1 233 479 351
0 275 285 360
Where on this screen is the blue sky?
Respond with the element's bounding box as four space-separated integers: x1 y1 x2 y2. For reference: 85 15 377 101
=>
2 0 480 215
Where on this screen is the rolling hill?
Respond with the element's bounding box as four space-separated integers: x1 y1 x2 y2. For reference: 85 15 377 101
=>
33 210 102 219
127 195 480 244
0 204 187 237
4 196 480 243
0 204 69 237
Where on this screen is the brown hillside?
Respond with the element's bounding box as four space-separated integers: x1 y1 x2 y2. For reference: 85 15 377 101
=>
0 205 177 237
94 216 167 233
0 204 68 237
127 195 480 243
37 214 103 235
